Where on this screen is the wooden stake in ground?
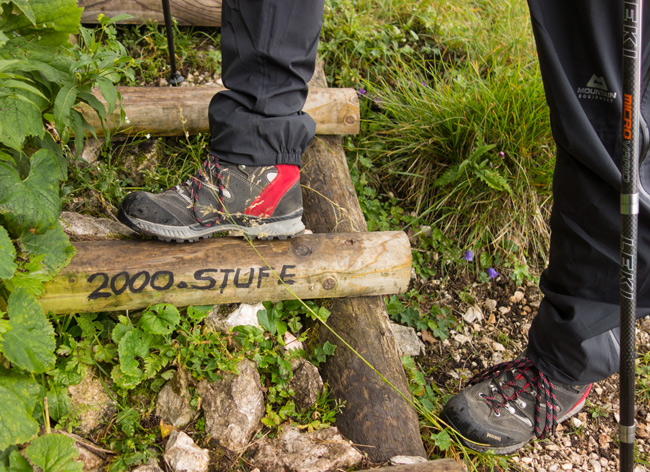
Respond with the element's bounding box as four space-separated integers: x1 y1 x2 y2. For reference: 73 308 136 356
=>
301 135 427 461
40 231 410 314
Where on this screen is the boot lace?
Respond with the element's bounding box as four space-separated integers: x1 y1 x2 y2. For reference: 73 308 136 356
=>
469 357 559 438
177 153 224 227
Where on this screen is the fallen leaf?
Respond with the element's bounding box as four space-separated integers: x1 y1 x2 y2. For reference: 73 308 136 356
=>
160 419 176 438
463 305 483 323
420 330 437 344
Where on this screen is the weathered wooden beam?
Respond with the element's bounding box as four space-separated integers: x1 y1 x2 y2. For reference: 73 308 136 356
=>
39 231 410 314
79 0 222 26
301 136 427 462
80 86 359 137
369 460 466 472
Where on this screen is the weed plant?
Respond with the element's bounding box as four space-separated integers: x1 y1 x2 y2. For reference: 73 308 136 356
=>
358 56 553 266
324 0 555 271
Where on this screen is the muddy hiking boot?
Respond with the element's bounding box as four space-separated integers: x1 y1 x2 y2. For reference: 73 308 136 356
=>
442 356 592 454
118 153 305 242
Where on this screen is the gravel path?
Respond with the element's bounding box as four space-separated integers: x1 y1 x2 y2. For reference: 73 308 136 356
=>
417 275 650 471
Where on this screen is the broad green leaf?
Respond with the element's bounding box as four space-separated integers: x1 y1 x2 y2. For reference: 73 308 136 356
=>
77 90 107 121
53 84 76 135
0 369 40 450
0 447 32 472
0 60 22 74
316 306 331 322
111 321 132 345
477 168 513 195
118 328 152 377
93 342 117 363
36 132 67 181
111 364 143 390
24 434 83 472
0 319 10 341
0 226 16 279
1 79 47 100
95 76 117 115
18 221 74 275
0 367 41 416
0 94 44 151
2 253 50 297
74 314 98 338
0 39 73 84
46 360 83 389
45 386 70 422
0 149 60 236
0 288 56 373
138 304 180 335
321 340 336 356
187 305 212 321
7 0 36 25
8 0 82 35
69 109 85 154
257 308 278 335
430 430 452 451
0 387 39 450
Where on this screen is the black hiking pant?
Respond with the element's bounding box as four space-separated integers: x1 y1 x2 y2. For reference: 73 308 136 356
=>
208 0 324 167
527 0 650 384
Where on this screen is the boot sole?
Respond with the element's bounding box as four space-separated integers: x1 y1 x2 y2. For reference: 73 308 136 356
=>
118 209 305 243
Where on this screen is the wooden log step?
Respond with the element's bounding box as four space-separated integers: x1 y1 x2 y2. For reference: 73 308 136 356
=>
79 0 223 27
369 459 466 472
81 86 359 137
40 231 410 314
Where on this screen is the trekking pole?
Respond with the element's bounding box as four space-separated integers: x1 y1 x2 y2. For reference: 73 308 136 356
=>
161 0 185 86
620 1 642 471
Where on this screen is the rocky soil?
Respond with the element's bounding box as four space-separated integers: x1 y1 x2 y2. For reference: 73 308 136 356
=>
61 207 650 471
415 272 650 472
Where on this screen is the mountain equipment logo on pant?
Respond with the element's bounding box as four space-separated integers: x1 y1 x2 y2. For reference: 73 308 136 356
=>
576 74 617 103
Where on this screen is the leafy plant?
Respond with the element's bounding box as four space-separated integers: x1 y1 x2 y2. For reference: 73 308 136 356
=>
234 300 337 428
386 293 455 340
0 0 134 458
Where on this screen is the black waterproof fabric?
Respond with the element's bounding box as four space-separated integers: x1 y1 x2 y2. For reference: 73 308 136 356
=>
208 0 324 167
526 0 650 384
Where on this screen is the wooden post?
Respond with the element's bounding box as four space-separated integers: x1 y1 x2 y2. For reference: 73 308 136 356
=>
79 0 222 26
39 231 410 314
300 136 427 461
80 86 359 137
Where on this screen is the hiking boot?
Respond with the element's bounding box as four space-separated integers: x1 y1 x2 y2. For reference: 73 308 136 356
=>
118 154 305 242
441 356 591 454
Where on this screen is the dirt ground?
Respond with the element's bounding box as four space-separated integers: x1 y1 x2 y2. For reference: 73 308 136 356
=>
414 272 650 472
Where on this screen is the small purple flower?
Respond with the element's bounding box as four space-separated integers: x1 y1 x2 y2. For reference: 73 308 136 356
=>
463 250 473 262
487 268 499 279
358 88 366 96
421 81 427 87
499 151 505 157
